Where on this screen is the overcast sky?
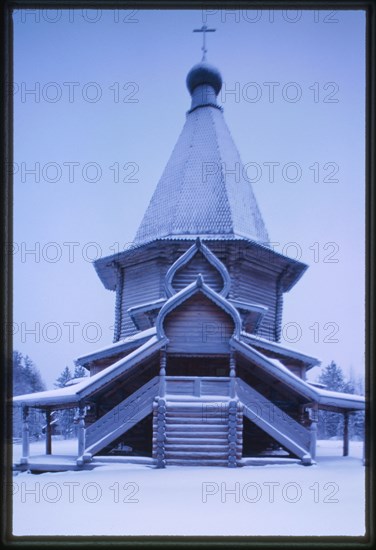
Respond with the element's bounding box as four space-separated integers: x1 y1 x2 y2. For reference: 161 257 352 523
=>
13 9 366 388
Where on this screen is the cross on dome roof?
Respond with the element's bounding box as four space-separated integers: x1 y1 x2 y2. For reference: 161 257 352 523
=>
193 24 216 61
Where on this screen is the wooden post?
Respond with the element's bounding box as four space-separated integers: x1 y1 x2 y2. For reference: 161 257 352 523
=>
159 349 166 398
228 349 239 467
343 411 349 457
309 403 318 460
299 404 306 424
45 410 52 455
229 350 236 398
154 398 166 468
21 405 29 464
228 400 238 468
77 406 86 458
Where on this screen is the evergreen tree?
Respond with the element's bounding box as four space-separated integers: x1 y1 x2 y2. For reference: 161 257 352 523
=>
54 366 76 439
13 351 26 396
54 365 72 388
12 351 46 439
318 360 347 391
73 363 87 379
347 371 365 440
317 361 364 440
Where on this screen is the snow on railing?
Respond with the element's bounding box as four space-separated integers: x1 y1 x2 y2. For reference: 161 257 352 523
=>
236 378 310 452
165 376 231 398
85 376 159 449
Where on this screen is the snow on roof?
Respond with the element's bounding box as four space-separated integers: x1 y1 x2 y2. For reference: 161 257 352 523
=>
76 327 156 365
14 332 364 412
133 105 269 247
308 381 327 389
241 331 320 367
233 338 365 411
266 357 364 405
13 335 164 408
13 383 82 408
128 299 166 314
317 387 364 403
95 237 307 292
64 377 88 387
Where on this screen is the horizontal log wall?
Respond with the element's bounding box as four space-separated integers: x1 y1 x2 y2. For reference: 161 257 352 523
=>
172 253 223 292
233 261 278 341
164 293 235 354
120 259 164 338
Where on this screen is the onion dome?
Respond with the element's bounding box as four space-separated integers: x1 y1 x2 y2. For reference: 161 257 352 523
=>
186 61 222 96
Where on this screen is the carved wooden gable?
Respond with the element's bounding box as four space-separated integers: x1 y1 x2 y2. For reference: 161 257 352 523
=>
165 238 231 298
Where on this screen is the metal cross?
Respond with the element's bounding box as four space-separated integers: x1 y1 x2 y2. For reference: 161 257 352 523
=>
193 25 216 61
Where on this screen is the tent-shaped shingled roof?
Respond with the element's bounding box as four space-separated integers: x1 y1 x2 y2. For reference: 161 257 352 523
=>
134 60 269 246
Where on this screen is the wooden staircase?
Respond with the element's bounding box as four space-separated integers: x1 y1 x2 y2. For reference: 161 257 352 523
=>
80 375 313 467
152 376 313 467
153 398 243 466
236 378 313 463
152 377 243 467
82 377 159 460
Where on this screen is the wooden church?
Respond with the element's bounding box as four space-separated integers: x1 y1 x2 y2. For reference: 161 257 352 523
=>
14 31 364 470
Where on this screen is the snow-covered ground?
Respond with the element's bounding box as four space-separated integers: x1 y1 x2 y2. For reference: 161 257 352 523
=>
12 439 365 537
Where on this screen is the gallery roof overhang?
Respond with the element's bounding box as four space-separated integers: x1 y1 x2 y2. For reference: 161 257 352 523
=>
13 330 364 413
231 337 365 412
13 335 167 409
75 327 156 368
94 237 308 293
240 331 320 370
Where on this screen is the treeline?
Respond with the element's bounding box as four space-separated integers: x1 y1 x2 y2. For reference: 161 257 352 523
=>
13 351 46 439
12 351 87 440
53 364 87 439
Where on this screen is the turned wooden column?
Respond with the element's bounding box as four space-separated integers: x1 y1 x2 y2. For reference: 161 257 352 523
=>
154 397 167 468
159 349 167 398
21 405 29 464
155 350 167 468
77 405 86 458
228 349 240 467
229 349 236 399
45 409 52 455
309 403 318 460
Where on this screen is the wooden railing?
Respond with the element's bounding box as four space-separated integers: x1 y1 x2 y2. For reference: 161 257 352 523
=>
236 378 311 459
84 376 159 455
83 375 312 462
165 376 231 398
